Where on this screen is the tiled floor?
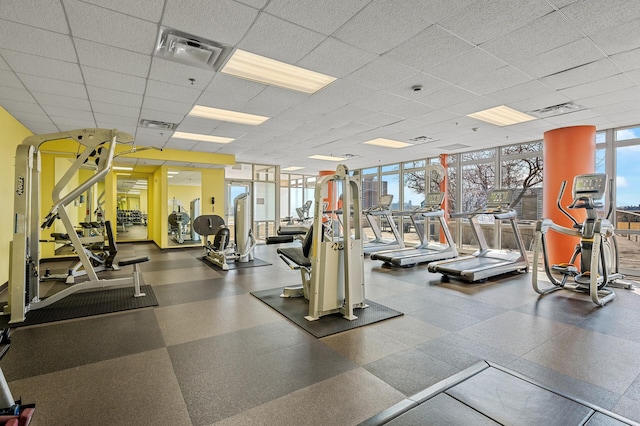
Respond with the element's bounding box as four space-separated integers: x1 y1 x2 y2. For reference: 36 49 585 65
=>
3 242 640 425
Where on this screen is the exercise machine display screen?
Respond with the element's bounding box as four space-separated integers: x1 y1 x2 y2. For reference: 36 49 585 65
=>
573 173 606 198
425 192 444 206
487 189 513 206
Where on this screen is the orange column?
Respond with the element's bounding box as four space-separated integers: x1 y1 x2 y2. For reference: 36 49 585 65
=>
543 126 595 264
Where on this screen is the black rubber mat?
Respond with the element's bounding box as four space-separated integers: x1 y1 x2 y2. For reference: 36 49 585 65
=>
2 285 158 328
199 257 271 270
360 361 639 426
250 287 403 338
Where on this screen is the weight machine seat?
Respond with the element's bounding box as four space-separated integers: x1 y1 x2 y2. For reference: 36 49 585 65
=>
117 256 150 267
277 225 314 268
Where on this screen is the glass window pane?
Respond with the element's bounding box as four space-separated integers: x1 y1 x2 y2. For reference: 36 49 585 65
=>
403 170 424 210
596 131 606 143
615 126 640 141
615 144 640 273
462 148 496 162
224 163 252 180
362 167 378 175
403 160 425 169
596 148 606 174
501 155 543 221
361 175 379 210
381 164 400 173
501 141 542 156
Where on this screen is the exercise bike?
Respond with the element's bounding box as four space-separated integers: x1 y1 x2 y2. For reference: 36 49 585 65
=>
532 173 634 306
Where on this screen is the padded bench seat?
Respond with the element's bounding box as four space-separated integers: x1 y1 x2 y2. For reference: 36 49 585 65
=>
277 247 311 268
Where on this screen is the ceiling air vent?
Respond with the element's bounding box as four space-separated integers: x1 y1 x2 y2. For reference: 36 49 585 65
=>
341 153 361 159
529 102 583 118
409 136 440 144
154 28 231 70
139 119 177 130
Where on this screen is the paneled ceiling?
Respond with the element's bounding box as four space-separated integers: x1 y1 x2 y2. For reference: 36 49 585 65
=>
1 0 640 174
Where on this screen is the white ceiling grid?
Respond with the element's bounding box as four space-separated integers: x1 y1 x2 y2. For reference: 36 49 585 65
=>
0 0 639 173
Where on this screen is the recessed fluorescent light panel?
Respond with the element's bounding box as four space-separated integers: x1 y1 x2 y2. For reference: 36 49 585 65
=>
189 105 269 125
172 131 234 143
363 138 413 148
282 166 305 171
467 105 536 126
221 49 336 94
113 166 133 171
308 154 346 161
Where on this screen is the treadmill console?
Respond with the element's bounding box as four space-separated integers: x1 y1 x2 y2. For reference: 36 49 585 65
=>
485 189 513 211
424 192 445 208
572 173 606 200
378 194 394 208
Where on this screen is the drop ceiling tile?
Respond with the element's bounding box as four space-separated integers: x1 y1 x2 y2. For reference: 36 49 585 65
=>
446 97 503 116
13 111 54 124
356 112 403 127
204 73 265 99
195 92 251 111
480 11 582 64
174 118 216 135
395 0 477 23
148 57 215 89
297 38 377 79
351 90 408 111
235 0 269 9
51 116 97 128
0 55 8 70
82 66 147 94
32 92 91 110
242 86 308 117
78 0 165 22
0 50 83 83
543 108 600 125
0 20 76 61
346 57 419 90
412 109 458 125
575 87 640 108
561 0 640 35
440 0 553 44
385 73 451 100
87 86 143 108
0 99 45 115
94 112 138 127
513 38 605 78
163 139 199 150
384 101 436 119
21 122 59 134
610 48 640 72
142 97 194 116
163 0 257 46
0 0 68 33
459 66 532 96
419 86 479 108
627 68 640 84
559 73 636 100
91 100 140 118
384 24 474 71
75 39 151 78
382 119 428 133
265 0 367 35
0 69 23 88
333 0 431 54
0 86 35 103
63 0 157 54
206 123 249 139
191 141 228 153
590 18 640 55
540 59 621 90
146 80 202 104
426 48 507 85
238 13 325 63
487 80 553 105
19 74 87 98
592 99 640 116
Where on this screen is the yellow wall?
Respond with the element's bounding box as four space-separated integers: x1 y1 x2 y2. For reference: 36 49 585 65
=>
202 169 225 218
168 185 201 214
1 107 32 284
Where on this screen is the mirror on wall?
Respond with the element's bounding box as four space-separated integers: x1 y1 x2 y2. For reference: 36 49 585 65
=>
167 169 202 247
116 172 149 241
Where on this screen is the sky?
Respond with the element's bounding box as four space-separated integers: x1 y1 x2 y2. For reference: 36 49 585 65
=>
615 127 640 208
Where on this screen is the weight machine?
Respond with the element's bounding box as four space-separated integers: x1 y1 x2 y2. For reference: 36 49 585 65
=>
277 165 367 321
532 173 635 306
6 129 149 324
193 193 256 270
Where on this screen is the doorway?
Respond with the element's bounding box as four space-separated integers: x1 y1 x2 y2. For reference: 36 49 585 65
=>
226 181 251 241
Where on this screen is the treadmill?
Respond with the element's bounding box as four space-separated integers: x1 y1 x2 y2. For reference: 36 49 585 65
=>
371 192 457 267
427 189 529 282
363 194 405 255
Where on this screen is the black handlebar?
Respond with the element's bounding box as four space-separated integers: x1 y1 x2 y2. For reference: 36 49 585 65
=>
556 181 580 228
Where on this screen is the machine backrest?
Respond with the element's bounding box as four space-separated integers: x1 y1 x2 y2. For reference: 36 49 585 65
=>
103 220 118 268
302 225 314 258
213 227 230 250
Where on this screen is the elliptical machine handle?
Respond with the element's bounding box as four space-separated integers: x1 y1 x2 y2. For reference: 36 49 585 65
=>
606 178 614 220
556 181 580 228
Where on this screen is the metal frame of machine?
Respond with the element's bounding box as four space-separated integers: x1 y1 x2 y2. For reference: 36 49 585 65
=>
363 194 405 255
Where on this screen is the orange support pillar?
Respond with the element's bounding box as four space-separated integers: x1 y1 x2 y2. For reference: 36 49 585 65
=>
543 125 595 265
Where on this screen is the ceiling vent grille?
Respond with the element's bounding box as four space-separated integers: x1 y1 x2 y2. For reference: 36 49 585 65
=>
529 102 583 118
139 119 177 130
154 28 231 70
409 135 440 144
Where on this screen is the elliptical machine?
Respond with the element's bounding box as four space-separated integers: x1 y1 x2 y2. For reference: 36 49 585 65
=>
532 173 634 306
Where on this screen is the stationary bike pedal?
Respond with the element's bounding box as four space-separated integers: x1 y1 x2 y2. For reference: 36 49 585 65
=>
551 263 578 275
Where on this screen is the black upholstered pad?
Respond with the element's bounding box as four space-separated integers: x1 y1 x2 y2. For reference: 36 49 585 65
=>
277 247 311 268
